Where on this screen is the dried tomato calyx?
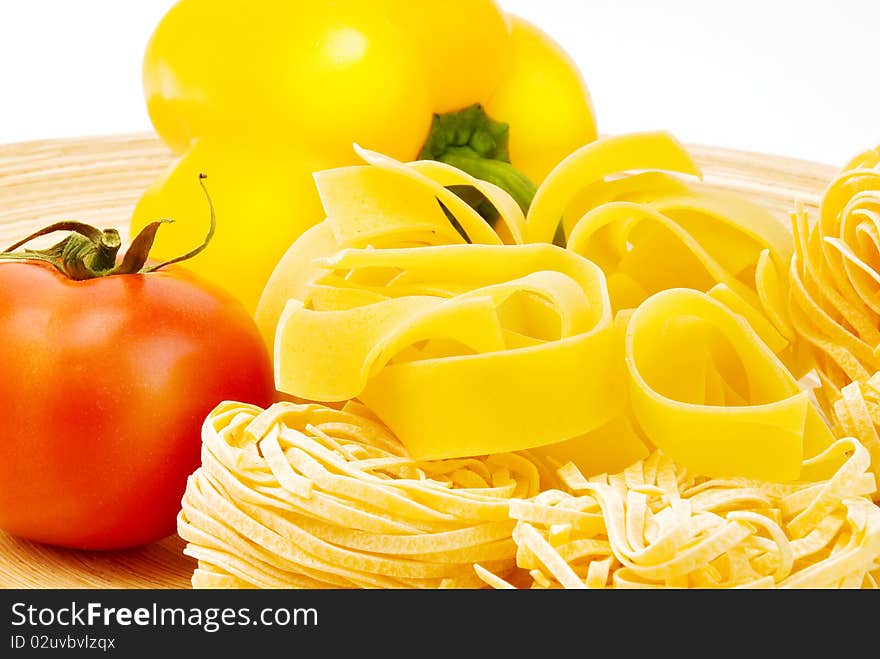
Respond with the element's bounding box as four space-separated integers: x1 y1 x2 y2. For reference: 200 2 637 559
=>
0 174 214 280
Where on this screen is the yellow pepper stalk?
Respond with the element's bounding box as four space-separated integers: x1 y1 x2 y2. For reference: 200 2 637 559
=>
133 0 597 313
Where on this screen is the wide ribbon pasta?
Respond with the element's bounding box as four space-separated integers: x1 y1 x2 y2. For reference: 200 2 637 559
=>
525 132 702 244
259 132 792 351
260 143 644 461
255 145 528 346
258 135 831 478
533 134 794 356
274 243 624 459
477 441 880 589
625 289 834 481
189 134 880 590
179 401 542 589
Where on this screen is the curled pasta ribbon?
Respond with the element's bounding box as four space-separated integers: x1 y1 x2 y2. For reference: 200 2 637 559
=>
255 143 528 346
526 132 702 244
790 160 880 401
531 133 793 355
844 146 880 171
827 374 880 492
262 142 655 462
625 289 834 481
260 135 806 473
476 441 880 589
179 401 542 589
275 243 625 460
258 132 791 351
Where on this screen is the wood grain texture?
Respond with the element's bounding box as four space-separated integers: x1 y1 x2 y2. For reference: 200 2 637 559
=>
0 134 839 589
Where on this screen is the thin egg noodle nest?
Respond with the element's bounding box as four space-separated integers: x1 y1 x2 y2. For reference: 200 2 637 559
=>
180 401 880 589
179 401 543 588
789 149 880 480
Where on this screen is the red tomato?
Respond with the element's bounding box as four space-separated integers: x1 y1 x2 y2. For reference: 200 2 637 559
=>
0 261 274 550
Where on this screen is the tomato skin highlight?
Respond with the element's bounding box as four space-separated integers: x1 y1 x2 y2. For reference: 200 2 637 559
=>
0 262 274 550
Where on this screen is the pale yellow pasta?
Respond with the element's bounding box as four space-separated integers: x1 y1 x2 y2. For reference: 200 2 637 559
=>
179 401 541 589
789 154 880 488
236 137 880 590
827 375 880 493
182 404 880 589
477 443 880 589
259 133 806 478
789 170 880 394
540 133 794 359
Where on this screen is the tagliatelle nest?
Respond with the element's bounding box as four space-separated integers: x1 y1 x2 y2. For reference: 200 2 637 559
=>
180 401 880 589
477 439 880 589
178 401 542 588
789 164 880 396
787 157 880 485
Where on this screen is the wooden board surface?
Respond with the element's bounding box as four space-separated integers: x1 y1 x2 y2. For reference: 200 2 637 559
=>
0 134 840 589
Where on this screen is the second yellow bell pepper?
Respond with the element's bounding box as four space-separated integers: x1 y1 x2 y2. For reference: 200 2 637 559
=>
133 0 597 313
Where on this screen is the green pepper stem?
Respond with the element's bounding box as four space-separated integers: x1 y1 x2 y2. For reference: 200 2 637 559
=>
420 104 538 217
419 104 564 243
434 146 537 217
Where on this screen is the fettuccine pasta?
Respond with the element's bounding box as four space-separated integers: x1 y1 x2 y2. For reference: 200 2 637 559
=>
826 375 880 493
625 289 833 481
476 440 880 589
789 161 880 395
189 133 880 590
525 133 793 357
179 401 541 588
273 244 625 460
788 152 880 486
257 133 806 474
261 143 634 460
181 400 879 589
255 144 531 346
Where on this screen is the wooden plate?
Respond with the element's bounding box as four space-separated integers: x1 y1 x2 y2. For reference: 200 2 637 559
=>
0 134 839 589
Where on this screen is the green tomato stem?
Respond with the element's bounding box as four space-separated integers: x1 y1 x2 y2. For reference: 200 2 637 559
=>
0 174 215 279
140 174 216 273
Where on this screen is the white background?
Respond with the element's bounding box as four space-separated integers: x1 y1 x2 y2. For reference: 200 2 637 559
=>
0 0 877 166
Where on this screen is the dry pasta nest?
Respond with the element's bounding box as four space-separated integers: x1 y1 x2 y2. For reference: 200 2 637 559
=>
788 160 880 481
180 401 880 589
480 439 880 589
178 401 542 588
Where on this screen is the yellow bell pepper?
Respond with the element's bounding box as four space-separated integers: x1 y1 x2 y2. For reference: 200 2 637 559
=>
133 0 597 313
